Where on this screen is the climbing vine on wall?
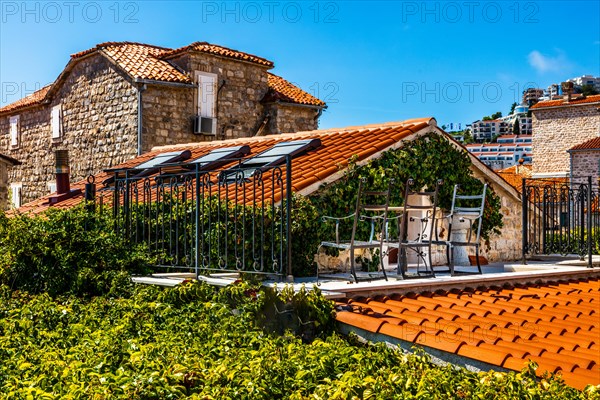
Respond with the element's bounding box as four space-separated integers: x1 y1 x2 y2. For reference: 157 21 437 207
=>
309 132 503 241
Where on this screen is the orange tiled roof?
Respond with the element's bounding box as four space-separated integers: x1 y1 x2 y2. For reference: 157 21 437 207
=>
531 94 600 109
161 41 274 67
0 85 52 114
497 164 532 192
570 137 600 151
263 73 326 107
496 164 573 193
90 42 191 83
1 41 322 115
335 277 600 390
16 118 436 214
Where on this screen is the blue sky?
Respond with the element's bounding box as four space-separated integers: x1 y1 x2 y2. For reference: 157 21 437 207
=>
1 1 599 130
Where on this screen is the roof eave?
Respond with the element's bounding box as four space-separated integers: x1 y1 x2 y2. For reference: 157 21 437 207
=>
163 48 274 69
567 147 600 153
0 153 21 166
0 101 49 117
531 101 600 111
133 78 196 88
266 100 326 110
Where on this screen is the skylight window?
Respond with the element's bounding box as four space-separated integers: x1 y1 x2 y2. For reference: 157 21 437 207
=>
134 151 189 170
187 145 250 169
241 139 321 169
222 139 321 183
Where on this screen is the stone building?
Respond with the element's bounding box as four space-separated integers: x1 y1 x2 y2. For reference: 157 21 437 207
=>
0 41 326 206
0 154 21 210
530 94 600 179
568 137 600 189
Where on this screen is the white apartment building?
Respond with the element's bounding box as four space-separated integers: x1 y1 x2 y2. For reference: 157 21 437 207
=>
567 75 600 92
465 135 532 170
470 119 510 142
499 104 533 135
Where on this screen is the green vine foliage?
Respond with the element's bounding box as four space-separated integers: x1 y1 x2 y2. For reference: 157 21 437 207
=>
308 133 503 243
0 281 594 398
0 206 155 297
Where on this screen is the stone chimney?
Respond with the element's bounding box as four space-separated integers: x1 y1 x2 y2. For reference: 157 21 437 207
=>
561 81 574 103
55 150 70 195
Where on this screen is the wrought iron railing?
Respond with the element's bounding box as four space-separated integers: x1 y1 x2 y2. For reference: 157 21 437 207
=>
522 176 597 267
93 156 293 279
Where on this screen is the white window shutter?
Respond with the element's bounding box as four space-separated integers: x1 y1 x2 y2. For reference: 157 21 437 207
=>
197 73 216 118
51 105 62 139
10 183 21 208
9 115 19 146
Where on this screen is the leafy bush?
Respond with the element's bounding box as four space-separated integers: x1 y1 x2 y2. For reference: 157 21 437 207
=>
0 282 594 399
0 205 154 297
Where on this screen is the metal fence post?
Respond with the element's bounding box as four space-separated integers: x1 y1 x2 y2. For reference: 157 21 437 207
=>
286 155 293 281
588 176 593 268
194 164 201 278
521 178 528 264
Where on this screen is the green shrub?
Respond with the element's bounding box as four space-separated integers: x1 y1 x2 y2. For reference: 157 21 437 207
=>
0 282 594 399
0 205 154 297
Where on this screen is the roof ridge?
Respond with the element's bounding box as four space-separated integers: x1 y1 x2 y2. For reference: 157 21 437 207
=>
532 93 600 109
160 41 274 67
71 41 173 58
150 118 435 152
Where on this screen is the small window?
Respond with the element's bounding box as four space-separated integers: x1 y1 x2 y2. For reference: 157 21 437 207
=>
10 183 22 208
9 115 19 147
48 182 57 194
51 104 62 139
195 71 217 119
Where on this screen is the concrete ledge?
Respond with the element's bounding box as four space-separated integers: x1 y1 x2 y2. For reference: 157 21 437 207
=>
316 266 600 298
131 276 188 287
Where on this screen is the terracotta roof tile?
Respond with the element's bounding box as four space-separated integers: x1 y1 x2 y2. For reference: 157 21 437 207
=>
0 85 51 114
101 42 191 82
70 42 190 83
570 137 600 151
335 277 600 390
263 73 326 107
2 41 320 114
16 118 436 214
161 41 274 67
560 368 600 391
531 94 600 109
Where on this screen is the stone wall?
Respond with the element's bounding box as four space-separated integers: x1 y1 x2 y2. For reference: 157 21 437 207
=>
532 103 600 176
471 169 523 262
141 85 202 151
0 54 139 204
417 170 523 264
570 150 600 189
168 53 320 139
267 103 320 134
169 53 270 140
0 162 10 210
0 107 51 203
